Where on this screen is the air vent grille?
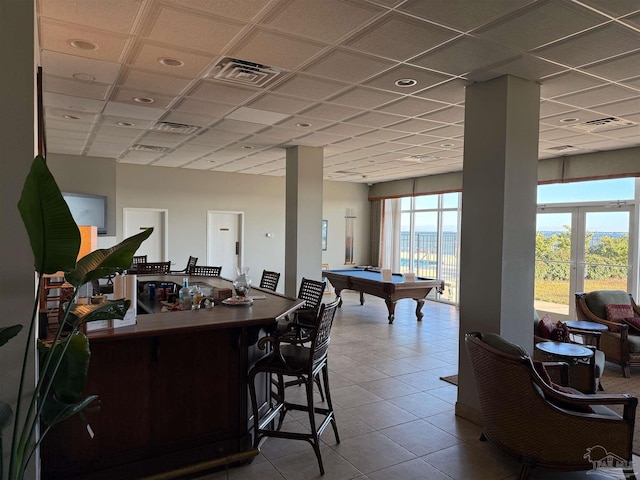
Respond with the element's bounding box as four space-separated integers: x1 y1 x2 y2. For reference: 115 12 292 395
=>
569 117 636 133
211 57 284 88
151 121 201 135
131 144 174 153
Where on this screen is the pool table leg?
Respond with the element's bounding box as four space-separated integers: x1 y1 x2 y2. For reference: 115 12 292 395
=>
335 289 343 307
359 291 365 305
385 300 396 324
415 299 424 321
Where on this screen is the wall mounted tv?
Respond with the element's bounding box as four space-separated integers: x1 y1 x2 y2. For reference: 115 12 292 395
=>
62 192 107 235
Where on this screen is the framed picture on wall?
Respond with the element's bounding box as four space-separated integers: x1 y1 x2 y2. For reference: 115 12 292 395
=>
321 220 328 251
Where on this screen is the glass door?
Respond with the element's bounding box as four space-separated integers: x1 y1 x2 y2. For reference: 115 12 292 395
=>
535 205 633 317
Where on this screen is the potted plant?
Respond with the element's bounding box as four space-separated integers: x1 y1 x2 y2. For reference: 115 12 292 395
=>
0 156 152 480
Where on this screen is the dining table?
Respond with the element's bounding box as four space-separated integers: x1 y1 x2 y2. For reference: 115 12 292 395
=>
41 274 303 480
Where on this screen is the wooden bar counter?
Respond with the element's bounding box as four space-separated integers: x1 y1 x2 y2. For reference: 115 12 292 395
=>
41 275 302 480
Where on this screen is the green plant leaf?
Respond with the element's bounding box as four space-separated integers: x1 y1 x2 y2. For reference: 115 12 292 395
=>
65 228 153 287
0 325 23 347
40 395 99 426
66 300 131 327
38 332 91 405
17 156 80 274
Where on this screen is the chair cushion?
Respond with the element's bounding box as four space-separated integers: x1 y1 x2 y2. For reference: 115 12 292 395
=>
604 330 640 353
482 333 528 357
606 304 634 332
586 290 631 319
594 349 605 377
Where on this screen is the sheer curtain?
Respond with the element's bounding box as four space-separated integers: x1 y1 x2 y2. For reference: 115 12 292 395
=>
380 198 401 271
369 199 382 266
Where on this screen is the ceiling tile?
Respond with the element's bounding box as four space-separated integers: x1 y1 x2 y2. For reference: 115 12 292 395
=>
188 79 260 104
577 0 640 17
44 75 110 100
264 0 382 43
347 110 405 127
271 74 350 100
412 35 519 76
414 79 469 104
145 6 245 54
44 92 105 113
160 111 216 128
346 13 458 61
168 0 270 21
384 118 445 134
319 123 374 137
174 98 236 118
375 96 448 117
120 68 192 95
302 48 395 84
399 0 531 32
300 103 364 121
131 42 215 78
41 50 122 84
535 24 640 67
229 29 326 71
113 88 177 109
583 51 640 81
555 84 638 108
39 0 143 34
103 101 166 120
39 19 130 62
540 71 607 98
472 54 565 82
328 87 401 109
246 93 315 114
363 64 453 94
477 1 607 52
419 106 465 124
211 118 267 134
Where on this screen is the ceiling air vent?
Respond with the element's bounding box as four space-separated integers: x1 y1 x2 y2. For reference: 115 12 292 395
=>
210 57 284 88
150 121 201 135
569 117 636 133
546 145 580 152
130 144 174 153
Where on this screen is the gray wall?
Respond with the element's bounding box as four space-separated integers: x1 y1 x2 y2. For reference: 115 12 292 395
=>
47 154 370 292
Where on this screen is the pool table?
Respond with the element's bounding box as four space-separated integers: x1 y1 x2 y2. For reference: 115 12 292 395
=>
322 268 444 324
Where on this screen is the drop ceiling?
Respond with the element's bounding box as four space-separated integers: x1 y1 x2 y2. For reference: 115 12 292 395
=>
37 0 640 184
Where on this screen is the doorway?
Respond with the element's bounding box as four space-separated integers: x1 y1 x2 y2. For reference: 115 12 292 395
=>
207 211 244 279
535 204 633 317
123 208 169 262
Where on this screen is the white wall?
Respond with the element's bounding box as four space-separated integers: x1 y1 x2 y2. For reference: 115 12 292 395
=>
46 155 371 292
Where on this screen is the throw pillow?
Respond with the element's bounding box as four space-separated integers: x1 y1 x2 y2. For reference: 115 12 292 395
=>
606 303 633 321
532 361 594 413
538 315 555 339
623 316 640 334
551 321 570 342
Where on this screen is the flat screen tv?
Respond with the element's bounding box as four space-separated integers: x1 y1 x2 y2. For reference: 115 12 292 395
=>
62 192 107 235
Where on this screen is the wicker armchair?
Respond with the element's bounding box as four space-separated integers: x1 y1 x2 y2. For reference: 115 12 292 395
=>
576 291 640 378
465 332 636 480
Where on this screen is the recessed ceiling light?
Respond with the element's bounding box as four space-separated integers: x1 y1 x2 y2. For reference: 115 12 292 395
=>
242 145 254 149
117 121 135 127
158 57 184 67
560 117 579 123
296 122 311 128
63 114 80 120
133 96 154 104
69 39 97 50
67 105 86 111
440 143 455 148
395 78 417 87
72 72 96 82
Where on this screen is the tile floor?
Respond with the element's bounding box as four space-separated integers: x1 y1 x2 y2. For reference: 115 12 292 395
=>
196 292 638 480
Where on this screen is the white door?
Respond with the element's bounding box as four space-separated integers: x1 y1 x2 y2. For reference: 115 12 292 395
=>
207 211 243 279
123 208 168 261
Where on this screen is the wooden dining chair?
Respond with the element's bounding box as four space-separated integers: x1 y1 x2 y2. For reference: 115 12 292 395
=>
259 270 280 291
130 255 147 272
135 261 170 275
191 265 222 277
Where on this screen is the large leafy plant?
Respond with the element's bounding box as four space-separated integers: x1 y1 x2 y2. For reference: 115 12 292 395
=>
0 156 152 480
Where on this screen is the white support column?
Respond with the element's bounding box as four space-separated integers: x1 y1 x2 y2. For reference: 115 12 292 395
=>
285 146 324 297
456 75 540 420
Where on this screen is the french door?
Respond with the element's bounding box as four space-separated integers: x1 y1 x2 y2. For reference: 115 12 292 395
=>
535 204 634 318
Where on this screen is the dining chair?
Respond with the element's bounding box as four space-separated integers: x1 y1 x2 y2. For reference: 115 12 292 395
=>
171 255 198 274
190 265 222 277
135 261 170 275
259 270 280 291
248 299 341 475
130 255 147 272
